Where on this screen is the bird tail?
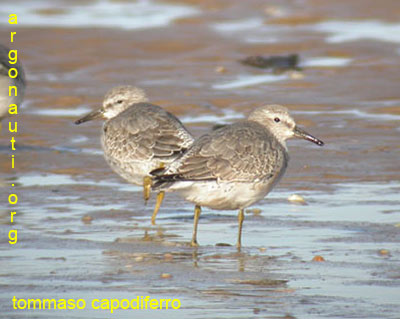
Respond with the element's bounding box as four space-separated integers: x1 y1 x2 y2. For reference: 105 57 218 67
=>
150 167 177 191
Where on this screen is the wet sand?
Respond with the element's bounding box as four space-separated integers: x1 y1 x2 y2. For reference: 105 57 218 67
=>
1 0 400 318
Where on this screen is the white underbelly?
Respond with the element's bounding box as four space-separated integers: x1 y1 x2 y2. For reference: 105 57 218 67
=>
104 156 158 186
168 180 275 210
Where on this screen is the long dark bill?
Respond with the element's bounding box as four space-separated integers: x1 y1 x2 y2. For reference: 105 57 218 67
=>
294 126 324 146
75 109 103 125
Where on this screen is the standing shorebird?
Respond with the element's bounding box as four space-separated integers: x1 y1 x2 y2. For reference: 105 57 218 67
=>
0 44 26 128
152 104 324 248
75 86 194 224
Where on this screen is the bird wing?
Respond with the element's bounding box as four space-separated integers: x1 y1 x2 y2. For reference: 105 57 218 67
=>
103 103 194 163
157 121 287 183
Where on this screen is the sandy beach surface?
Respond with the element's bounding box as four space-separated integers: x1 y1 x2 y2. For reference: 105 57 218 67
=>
1 0 399 318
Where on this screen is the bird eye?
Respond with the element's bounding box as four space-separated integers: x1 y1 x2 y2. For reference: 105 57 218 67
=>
274 117 280 123
117 100 123 104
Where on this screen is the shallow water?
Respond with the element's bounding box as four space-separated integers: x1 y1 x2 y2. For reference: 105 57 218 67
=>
1 0 400 318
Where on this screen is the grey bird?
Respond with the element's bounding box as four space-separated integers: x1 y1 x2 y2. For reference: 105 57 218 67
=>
75 86 194 224
152 104 324 248
0 43 26 127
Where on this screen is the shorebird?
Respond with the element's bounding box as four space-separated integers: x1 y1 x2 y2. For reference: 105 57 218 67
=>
152 104 324 248
75 86 194 224
0 43 26 129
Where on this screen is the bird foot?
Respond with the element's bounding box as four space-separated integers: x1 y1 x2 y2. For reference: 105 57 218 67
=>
190 240 199 247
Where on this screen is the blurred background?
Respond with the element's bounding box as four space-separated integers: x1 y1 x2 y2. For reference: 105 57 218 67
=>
1 0 399 318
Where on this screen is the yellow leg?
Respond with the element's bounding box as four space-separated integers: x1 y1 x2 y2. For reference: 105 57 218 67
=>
143 176 152 204
192 249 199 268
151 191 165 225
191 205 201 247
236 209 245 249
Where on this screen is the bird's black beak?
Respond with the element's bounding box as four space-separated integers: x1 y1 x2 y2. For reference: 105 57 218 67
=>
75 109 103 125
294 126 324 146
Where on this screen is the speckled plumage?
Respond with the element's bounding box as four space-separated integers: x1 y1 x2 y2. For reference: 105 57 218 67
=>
153 104 324 247
75 85 194 224
153 120 288 210
102 102 194 185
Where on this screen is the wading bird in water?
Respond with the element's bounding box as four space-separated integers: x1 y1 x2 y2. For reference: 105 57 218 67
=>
152 104 324 248
75 86 194 225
